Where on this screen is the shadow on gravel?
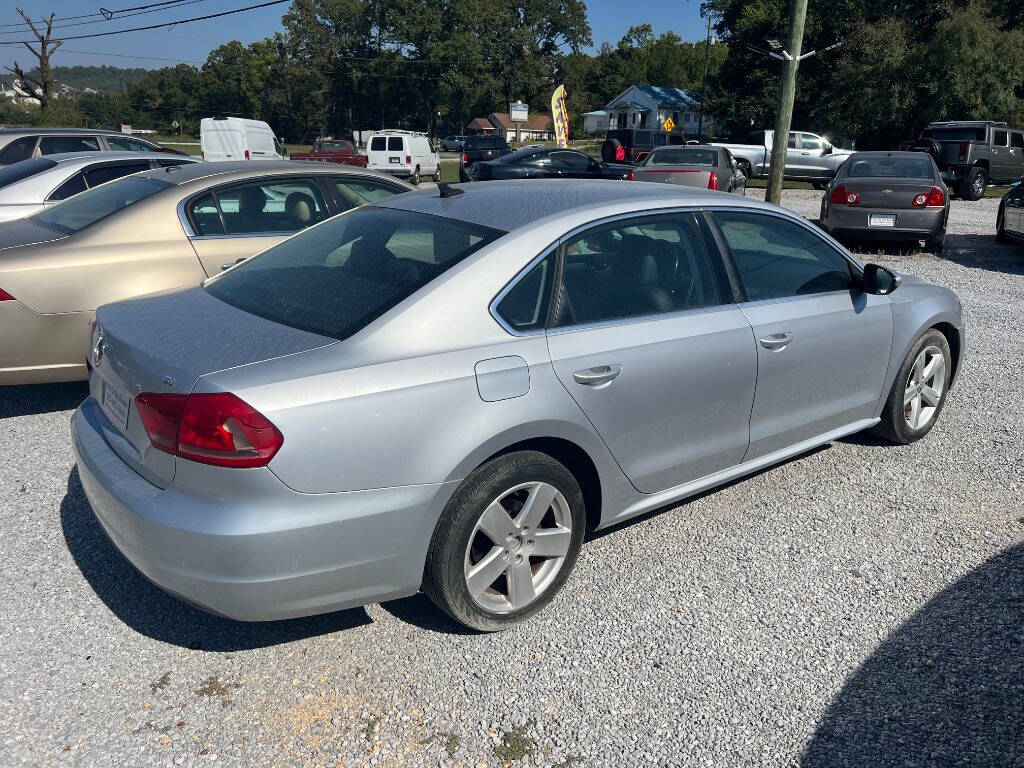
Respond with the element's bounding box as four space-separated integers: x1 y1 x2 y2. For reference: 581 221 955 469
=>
60 468 372 651
939 234 1024 274
802 542 1024 768
380 594 477 635
0 381 88 419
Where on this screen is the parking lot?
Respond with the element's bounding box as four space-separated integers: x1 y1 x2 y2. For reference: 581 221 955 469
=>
1 190 1021 767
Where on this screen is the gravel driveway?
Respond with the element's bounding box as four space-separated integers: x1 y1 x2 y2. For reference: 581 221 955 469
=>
2 191 1022 768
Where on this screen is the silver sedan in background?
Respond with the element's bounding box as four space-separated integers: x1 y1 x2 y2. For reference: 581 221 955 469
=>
0 152 200 222
73 180 963 632
630 145 746 194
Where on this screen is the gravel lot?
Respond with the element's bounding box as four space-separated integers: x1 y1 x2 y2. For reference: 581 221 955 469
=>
2 191 1022 768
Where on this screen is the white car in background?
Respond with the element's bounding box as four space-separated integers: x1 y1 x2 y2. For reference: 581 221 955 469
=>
366 129 440 185
0 151 200 222
200 117 287 161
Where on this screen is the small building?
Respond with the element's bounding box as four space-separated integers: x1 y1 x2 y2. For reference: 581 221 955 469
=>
605 84 716 138
580 110 608 136
467 113 553 142
467 117 497 135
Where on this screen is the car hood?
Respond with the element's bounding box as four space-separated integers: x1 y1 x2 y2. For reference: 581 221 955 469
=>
0 217 67 251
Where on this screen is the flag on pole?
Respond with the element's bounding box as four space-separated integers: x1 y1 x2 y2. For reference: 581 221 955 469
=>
551 85 569 148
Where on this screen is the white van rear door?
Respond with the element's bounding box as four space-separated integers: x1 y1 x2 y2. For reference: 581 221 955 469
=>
202 125 244 160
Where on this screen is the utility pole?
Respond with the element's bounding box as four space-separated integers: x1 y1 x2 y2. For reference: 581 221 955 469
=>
696 15 712 139
3 9 63 113
764 0 808 204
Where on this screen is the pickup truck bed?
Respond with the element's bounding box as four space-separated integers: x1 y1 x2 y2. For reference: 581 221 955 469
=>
290 140 367 168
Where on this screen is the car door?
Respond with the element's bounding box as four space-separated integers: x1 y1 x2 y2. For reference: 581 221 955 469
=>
783 132 802 176
707 208 894 459
991 129 1011 182
1008 131 1024 183
183 176 330 276
797 133 829 177
1005 185 1024 237
544 212 757 493
550 150 594 178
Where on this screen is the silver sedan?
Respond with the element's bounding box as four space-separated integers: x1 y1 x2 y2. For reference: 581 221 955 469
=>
72 180 964 631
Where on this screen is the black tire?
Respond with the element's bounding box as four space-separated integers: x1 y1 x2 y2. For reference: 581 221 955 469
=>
432 165 441 183
811 180 828 191
910 138 942 160
736 159 752 179
996 204 1012 244
958 167 986 201
410 166 420 186
423 451 586 631
601 138 622 163
872 329 952 445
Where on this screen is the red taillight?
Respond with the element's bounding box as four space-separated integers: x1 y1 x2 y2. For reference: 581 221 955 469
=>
958 143 967 160
927 186 944 206
462 152 469 165
405 154 411 165
626 169 634 181
707 171 718 190
0 288 15 301
829 185 859 205
244 149 250 160
201 150 205 159
135 392 283 468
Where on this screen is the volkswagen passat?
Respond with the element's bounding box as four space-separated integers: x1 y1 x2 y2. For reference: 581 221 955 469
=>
72 180 964 631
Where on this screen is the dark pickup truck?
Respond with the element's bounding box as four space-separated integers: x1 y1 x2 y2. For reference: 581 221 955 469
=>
905 121 1024 200
290 139 368 168
459 135 511 181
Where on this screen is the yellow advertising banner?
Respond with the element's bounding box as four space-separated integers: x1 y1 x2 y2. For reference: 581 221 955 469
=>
551 85 569 148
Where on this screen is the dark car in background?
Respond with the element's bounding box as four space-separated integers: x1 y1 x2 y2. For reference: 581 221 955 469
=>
458 135 511 181
996 182 1024 247
0 128 184 167
819 151 950 252
466 146 632 181
600 128 687 165
907 120 1024 200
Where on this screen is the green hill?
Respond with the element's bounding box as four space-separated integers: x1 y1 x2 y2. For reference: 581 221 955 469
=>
50 65 150 93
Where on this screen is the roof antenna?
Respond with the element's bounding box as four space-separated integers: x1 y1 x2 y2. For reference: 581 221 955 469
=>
437 182 463 198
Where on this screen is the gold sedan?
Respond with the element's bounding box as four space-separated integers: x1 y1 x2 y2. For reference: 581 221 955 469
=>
0 161 412 384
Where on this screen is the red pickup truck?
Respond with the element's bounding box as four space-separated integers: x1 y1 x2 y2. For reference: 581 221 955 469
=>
290 139 367 167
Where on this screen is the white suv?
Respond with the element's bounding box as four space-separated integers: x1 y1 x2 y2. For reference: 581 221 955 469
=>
366 130 440 185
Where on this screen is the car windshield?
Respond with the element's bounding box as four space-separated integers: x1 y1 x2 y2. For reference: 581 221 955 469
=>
30 175 170 234
846 156 934 179
205 206 505 340
0 157 57 189
645 148 718 167
922 127 987 141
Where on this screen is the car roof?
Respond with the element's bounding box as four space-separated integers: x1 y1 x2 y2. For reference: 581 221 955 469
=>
0 127 144 137
847 151 935 158
132 160 398 187
375 179 773 232
40 151 199 167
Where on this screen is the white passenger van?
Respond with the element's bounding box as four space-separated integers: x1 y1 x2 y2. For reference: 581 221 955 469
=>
200 117 287 161
366 130 440 185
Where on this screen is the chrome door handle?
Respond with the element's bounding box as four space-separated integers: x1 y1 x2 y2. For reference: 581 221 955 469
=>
759 332 794 350
573 364 622 386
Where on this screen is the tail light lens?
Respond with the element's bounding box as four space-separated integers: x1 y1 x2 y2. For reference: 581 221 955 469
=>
927 186 945 206
244 149 250 160
462 152 469 165
626 169 634 181
958 143 967 160
405 154 412 165
0 288 15 301
829 185 859 205
135 392 283 468
201 150 205 159
707 172 718 190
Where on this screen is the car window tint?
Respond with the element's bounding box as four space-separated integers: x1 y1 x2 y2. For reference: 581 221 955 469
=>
634 132 651 148
993 130 1008 147
496 254 554 331
31 176 170 234
846 156 933 178
557 213 720 327
370 136 386 151
47 172 88 201
551 151 591 169
205 207 504 340
188 193 224 235
712 211 853 300
1012 132 1024 149
84 162 151 188
801 135 823 150
39 136 101 154
333 177 403 211
386 137 403 151
0 137 37 164
647 148 717 166
106 136 152 152
216 178 326 234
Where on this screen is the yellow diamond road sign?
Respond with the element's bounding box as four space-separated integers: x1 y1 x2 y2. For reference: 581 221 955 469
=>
663 117 675 132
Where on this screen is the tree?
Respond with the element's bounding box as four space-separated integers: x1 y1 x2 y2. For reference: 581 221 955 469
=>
4 9 63 112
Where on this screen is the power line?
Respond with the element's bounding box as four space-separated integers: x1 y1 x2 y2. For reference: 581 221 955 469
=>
0 0 289 44
0 0 194 30
58 47 206 64
0 0 215 37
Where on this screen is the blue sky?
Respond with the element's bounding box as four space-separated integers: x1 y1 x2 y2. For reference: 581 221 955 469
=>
1 0 708 71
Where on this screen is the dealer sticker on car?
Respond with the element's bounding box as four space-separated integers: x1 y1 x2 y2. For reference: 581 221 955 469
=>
869 213 896 227
100 376 131 430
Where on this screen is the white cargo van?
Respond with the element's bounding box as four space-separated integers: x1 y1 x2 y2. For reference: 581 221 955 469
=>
366 130 440 184
200 117 286 161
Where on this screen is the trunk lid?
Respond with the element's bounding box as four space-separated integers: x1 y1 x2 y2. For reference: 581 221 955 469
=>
843 180 938 208
89 285 335 488
633 167 713 188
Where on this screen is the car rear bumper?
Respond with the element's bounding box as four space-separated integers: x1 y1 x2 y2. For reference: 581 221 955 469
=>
0 301 90 385
822 206 946 240
72 397 458 621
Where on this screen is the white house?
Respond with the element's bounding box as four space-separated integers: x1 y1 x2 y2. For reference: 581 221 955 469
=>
605 84 716 138
581 110 608 136
467 112 553 142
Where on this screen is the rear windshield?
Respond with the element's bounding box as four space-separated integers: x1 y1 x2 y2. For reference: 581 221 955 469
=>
846 155 935 179
205 207 505 340
318 141 351 152
370 136 386 151
646 148 717 167
0 157 57 189
30 175 170 233
465 136 506 149
922 127 987 141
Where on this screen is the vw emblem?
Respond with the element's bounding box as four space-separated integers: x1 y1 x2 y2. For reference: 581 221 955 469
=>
92 333 106 367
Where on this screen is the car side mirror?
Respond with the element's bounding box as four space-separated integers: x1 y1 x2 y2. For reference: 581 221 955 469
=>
822 144 833 155
861 263 900 295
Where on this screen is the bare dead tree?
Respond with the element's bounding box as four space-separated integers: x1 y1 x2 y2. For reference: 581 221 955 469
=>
4 9 63 111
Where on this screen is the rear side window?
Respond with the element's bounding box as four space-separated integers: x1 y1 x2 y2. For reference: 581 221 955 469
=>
47 172 88 201
106 136 154 152
0 137 37 164
1013 132 1024 149
214 178 327 234
205 207 504 340
39 136 100 154
83 162 152 188
333 177 404 211
556 213 720 326
923 127 986 141
188 193 224 235
387 137 403 151
0 157 56 188
370 136 386 151
993 130 1008 146
712 211 853 300
31 176 170 233
551 151 591 170
496 254 554 331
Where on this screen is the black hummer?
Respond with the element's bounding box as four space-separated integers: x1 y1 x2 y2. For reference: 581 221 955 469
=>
908 121 1024 200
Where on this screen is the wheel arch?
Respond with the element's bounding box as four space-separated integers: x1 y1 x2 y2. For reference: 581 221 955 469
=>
931 321 962 388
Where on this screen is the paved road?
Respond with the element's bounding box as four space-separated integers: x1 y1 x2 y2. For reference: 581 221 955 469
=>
2 193 1022 767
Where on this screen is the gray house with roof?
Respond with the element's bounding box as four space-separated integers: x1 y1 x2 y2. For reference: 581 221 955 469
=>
605 84 716 138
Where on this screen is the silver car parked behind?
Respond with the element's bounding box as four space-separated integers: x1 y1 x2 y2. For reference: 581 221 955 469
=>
72 180 964 631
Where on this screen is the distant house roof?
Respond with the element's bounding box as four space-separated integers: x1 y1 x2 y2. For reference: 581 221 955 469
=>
488 112 552 132
468 117 495 132
581 110 608 117
607 100 648 111
606 84 702 112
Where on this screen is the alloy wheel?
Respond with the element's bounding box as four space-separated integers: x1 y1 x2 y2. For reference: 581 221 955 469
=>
463 481 572 614
973 173 985 198
904 345 945 430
